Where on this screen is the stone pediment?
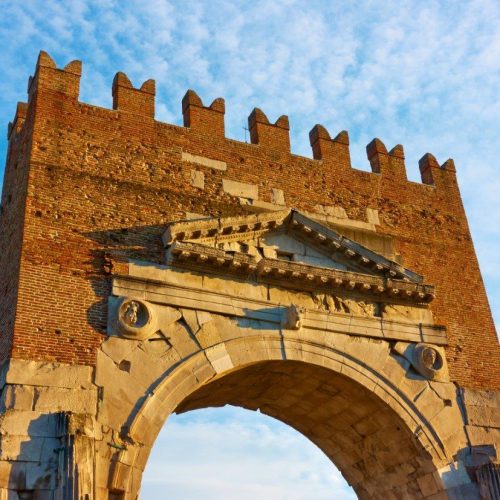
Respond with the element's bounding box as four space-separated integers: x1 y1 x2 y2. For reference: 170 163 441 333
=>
162 210 435 303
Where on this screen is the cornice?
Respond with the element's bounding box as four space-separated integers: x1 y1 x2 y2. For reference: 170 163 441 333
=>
167 240 435 303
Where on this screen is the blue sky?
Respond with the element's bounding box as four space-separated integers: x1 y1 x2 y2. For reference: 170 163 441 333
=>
0 1 498 498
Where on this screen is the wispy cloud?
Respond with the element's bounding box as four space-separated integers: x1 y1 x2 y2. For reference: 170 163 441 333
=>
142 407 356 500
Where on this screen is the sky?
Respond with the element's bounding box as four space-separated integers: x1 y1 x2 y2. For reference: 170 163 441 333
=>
0 0 499 498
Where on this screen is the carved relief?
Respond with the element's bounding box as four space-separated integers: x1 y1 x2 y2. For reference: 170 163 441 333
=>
123 301 139 326
109 297 158 340
282 304 304 330
311 293 377 317
412 343 444 379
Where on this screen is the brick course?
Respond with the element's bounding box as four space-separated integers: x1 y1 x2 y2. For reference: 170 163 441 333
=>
0 51 498 389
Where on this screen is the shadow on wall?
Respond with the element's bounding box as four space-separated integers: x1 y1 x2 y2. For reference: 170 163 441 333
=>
84 224 169 336
7 413 65 498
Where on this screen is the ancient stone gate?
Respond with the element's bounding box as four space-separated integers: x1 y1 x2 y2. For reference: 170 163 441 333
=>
0 51 499 499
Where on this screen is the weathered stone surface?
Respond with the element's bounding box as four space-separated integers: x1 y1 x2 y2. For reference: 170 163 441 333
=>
0 385 35 411
366 207 380 225
181 151 227 170
222 178 259 199
0 412 62 438
204 344 234 373
190 169 204 189
33 387 97 414
465 424 500 447
0 435 60 463
4 360 93 389
462 387 500 408
271 188 285 206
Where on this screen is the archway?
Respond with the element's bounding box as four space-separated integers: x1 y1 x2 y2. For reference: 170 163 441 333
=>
106 332 455 500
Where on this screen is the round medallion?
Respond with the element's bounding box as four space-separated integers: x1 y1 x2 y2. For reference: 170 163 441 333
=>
413 343 443 379
114 297 157 340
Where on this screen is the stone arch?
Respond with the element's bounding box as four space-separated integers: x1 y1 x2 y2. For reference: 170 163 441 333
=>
106 332 460 499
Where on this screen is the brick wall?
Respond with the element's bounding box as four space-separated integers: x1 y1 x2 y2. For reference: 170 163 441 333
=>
1 51 498 389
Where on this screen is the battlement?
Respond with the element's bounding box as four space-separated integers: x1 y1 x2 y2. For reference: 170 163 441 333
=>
112 72 155 118
12 51 458 192
27 51 81 101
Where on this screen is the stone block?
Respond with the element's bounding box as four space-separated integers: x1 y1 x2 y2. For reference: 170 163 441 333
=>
466 405 500 428
195 321 222 349
190 169 204 189
101 337 141 364
222 178 258 199
0 461 26 489
181 151 227 170
380 354 411 387
204 344 234 374
0 436 59 463
342 337 390 372
428 404 467 446
5 360 93 389
0 412 62 438
180 308 199 335
167 321 200 359
366 207 380 225
271 188 285 206
128 262 204 289
0 385 35 411
203 276 267 300
465 425 500 447
32 387 97 414
462 388 500 408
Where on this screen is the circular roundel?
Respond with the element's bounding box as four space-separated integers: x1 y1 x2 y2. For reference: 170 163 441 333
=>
115 297 157 340
413 343 444 379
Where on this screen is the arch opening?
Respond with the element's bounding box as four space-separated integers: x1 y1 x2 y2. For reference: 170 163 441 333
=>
142 406 357 499
165 360 437 499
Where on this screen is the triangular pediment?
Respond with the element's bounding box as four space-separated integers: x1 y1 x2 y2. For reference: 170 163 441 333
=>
162 210 435 303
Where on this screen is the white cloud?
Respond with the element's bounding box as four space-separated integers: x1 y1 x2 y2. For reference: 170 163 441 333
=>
141 407 356 500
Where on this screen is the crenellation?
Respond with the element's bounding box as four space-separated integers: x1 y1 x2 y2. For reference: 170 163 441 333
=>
418 152 457 188
182 89 225 138
112 72 156 118
366 137 389 174
309 125 351 171
248 108 290 151
7 102 27 140
28 51 81 101
389 144 404 159
387 144 408 181
6 50 465 197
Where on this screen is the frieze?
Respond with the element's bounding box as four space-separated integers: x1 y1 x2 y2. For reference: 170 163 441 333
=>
111 274 447 346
